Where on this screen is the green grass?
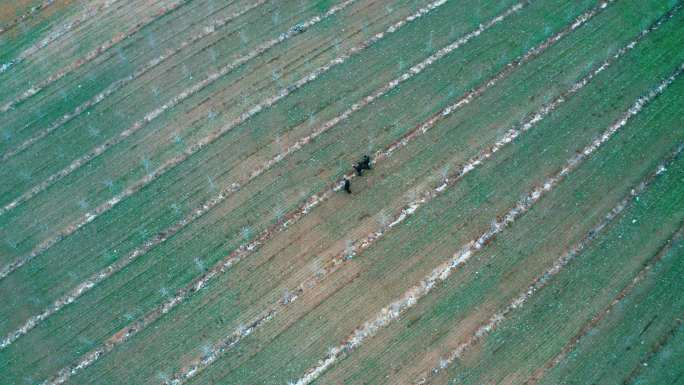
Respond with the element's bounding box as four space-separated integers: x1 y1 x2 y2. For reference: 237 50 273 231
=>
629 321 684 385
311 9 684 384
61 2 662 381
191 17 684 385
0 0 522 335
439 155 684 384
0 0 82 64
6 0 569 380
0 0 437 258
0 0 682 384
539 235 684 384
0 0 352 197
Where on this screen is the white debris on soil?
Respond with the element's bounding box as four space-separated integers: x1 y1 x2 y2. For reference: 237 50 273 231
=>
24 1 582 383
418 150 679 382
0 0 367 295
0 61 14 73
1 0 178 113
30 3 680 385
293 50 683 385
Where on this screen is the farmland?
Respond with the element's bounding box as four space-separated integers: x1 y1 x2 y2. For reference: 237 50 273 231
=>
0 0 682 384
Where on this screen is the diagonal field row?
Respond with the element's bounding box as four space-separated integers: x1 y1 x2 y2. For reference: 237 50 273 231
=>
617 285 684 385
0 0 344 202
530 226 684 385
0 0 126 67
326 150 684 384
0 0 116 61
0 0 608 352
0 0 548 370
23 2 633 382
0 0 548 342
428 154 684 385
22 1 611 380
419 177 682 384
0 0 560 372
0 0 363 163
0 0 450 263
0 0 664 354
0 0 502 346
1 0 682 383
153 2 643 383
0 0 437 268
0 0 267 162
13 1 680 382
0 0 460 350
0 0 189 109
165 4 683 383
0 0 67 34
196 30 684 380
308 15 684 385
290 61 684 385
0 0 260 148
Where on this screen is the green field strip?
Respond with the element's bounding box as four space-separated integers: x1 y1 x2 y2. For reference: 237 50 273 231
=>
29 0 648 380
0 0 59 30
182 24 684 385
0 0 440 260
0 0 110 62
0 0 401 212
0 0 256 152
0 0 85 64
0 1 679 384
0 0 190 106
428 158 684 385
4 10 680 382
228 50 684 384
0 0 608 344
319 152 684 385
536 235 684 384
49 3 653 381
302 12 684 383
0 0 528 308
0 0 334 156
0 0 592 380
0 0 351 198
0 0 460 320
0 0 412 270
0 0 166 100
298 70 684 385
0 0 444 344
627 321 684 385
2 2 632 380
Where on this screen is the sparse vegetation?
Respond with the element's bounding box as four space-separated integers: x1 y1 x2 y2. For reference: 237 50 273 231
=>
0 0 682 384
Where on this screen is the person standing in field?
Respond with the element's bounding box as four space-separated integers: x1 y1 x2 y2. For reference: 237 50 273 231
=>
360 155 371 171
353 154 372 176
343 178 351 194
345 154 372 194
